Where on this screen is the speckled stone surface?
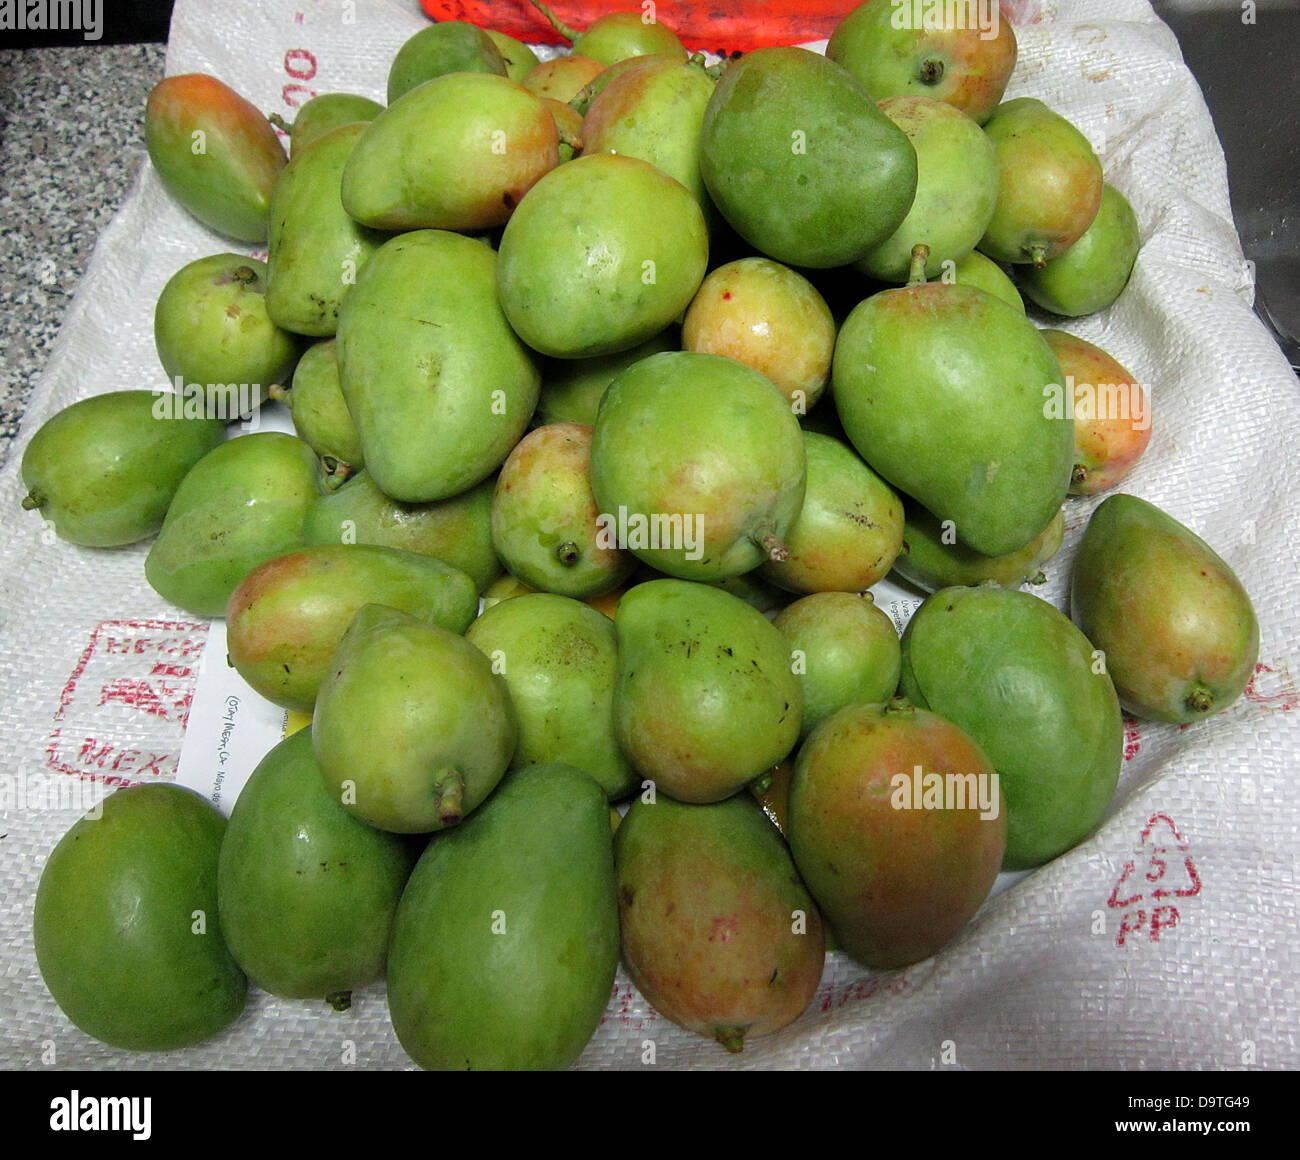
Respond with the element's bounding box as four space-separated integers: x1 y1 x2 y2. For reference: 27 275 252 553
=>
0 44 165 469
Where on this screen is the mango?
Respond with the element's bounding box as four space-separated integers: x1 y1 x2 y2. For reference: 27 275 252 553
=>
536 330 678 426
387 763 618 1070
269 339 363 471
312 605 517 833
1070 494 1259 723
273 92 383 155
21 390 224 547
522 54 606 104
947 249 1024 312
833 277 1073 557
342 73 558 232
492 422 633 599
614 579 802 803
590 351 805 580
386 21 506 104
699 46 917 268
145 73 287 243
496 153 708 359
265 123 388 338
892 503 1065 592
34 784 246 1050
615 792 824 1054
899 585 1123 869
225 544 479 712
217 728 417 1003
336 229 540 502
465 593 635 799
533 2 686 65
302 470 501 594
788 699 1006 968
484 29 540 83
145 432 320 617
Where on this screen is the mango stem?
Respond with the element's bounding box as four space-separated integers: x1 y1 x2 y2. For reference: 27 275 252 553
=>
326 990 352 1012
752 522 790 563
434 769 465 827
1186 687 1215 714
556 541 581 567
715 1026 746 1054
267 111 293 135
21 490 43 511
906 244 931 287
531 0 580 43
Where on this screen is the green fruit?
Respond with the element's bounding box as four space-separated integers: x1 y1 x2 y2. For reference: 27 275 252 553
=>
856 95 999 282
466 593 636 799
145 73 287 243
615 792 825 1053
312 605 517 833
614 579 802 803
893 502 1065 592
387 763 619 1070
759 431 904 594
483 28 540 83
154 254 300 418
386 20 507 104
1019 183 1140 316
1070 494 1259 724
833 277 1073 556
302 470 502 594
826 0 1017 124
492 422 634 599
270 339 363 470
978 98 1103 266
276 92 383 155
699 46 917 268
217 728 417 1002
899 585 1123 869
20 391 224 547
145 432 320 617
497 153 709 358
536 331 678 426
788 699 1006 968
225 544 480 712
535 2 687 66
34 784 246 1050
946 249 1024 313
336 229 540 502
342 73 558 232
265 123 388 338
590 351 805 580
774 592 902 739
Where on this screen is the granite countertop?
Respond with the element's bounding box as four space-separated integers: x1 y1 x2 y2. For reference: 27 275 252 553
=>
0 44 166 468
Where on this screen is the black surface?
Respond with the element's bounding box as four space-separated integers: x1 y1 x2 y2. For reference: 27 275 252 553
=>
0 0 174 47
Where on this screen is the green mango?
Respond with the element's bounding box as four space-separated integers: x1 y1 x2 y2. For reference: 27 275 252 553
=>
1070 494 1259 724
492 422 634 599
580 53 715 214
533 2 687 66
899 585 1123 869
34 784 246 1050
759 431 904 594
387 763 618 1070
893 502 1065 592
145 73 287 243
303 470 502 594
217 728 417 1003
497 153 709 359
590 351 805 580
386 20 507 104
1019 183 1141 316
826 0 1017 124
945 249 1024 313
522 54 606 104
154 254 300 419
144 432 320 617
788 699 1006 968
275 92 383 155
773 592 901 740
269 339 363 470
225 544 479 712
312 604 517 833
698 46 917 268
466 593 635 799
536 330 678 426
265 123 388 338
832 279 1073 557
614 579 802 803
342 73 558 232
978 98 1103 267
856 95 999 282
615 792 824 1054
336 229 540 503
21 390 224 547
484 28 540 83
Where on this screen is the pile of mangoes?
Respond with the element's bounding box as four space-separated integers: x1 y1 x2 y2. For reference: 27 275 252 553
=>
26 1 1260 1068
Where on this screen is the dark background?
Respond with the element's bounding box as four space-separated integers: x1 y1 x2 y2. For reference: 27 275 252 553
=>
0 0 175 46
